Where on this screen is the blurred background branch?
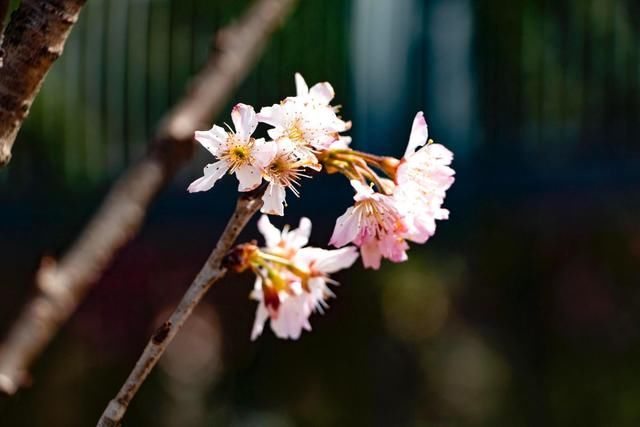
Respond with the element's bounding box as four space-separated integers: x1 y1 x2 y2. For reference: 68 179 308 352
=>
0 0 86 166
0 0 297 396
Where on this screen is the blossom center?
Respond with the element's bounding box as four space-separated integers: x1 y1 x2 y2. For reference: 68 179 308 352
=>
224 138 254 172
357 198 404 239
287 121 305 142
267 155 305 196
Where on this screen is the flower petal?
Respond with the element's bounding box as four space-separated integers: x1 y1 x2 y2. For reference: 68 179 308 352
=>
360 242 382 270
257 104 287 128
288 217 312 249
251 302 269 341
270 294 313 340
187 159 230 193
235 164 263 192
251 138 277 168
350 179 374 201
231 103 258 141
261 182 286 216
329 206 360 247
404 111 429 158
300 246 359 274
309 82 335 104
295 72 309 96
257 215 282 248
194 125 228 156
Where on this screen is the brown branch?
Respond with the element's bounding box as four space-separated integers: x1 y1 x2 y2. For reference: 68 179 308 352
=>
0 0 86 166
97 189 264 427
0 0 297 395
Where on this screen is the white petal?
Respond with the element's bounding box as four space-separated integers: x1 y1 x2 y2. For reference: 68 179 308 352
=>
270 295 309 340
261 182 286 216
425 143 454 165
187 159 230 193
295 73 309 96
404 111 429 158
329 206 360 247
350 179 374 201
257 104 287 128
257 215 282 248
194 125 228 156
288 217 312 249
312 246 359 274
231 103 258 141
235 164 263 192
251 138 277 168
309 82 335 104
251 303 269 341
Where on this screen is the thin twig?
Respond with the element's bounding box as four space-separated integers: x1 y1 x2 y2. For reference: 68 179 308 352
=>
97 189 265 427
0 0 297 395
0 0 86 166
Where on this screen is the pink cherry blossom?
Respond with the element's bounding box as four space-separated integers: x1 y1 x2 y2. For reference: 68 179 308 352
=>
393 112 455 243
330 180 409 269
188 103 276 193
250 217 359 340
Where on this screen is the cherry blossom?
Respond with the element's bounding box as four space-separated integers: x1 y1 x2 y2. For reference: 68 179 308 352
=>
187 77 457 335
257 214 311 256
248 216 359 340
257 74 351 164
393 112 455 243
330 180 409 269
188 103 276 193
260 139 311 216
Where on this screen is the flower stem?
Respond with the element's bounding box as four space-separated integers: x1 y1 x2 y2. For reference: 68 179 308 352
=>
96 187 265 427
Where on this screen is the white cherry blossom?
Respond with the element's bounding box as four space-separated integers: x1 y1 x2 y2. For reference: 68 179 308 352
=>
188 103 276 193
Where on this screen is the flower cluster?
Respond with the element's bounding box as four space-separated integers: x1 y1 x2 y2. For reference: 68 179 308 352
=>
191 74 455 339
224 216 358 340
189 73 350 216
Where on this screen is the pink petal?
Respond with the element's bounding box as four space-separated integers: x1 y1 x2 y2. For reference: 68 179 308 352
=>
404 111 429 158
360 242 382 270
329 206 360 247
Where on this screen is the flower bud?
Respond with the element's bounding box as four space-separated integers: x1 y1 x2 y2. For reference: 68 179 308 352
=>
222 243 258 272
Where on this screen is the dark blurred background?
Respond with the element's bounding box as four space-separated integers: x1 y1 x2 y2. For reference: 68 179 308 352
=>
2 0 640 425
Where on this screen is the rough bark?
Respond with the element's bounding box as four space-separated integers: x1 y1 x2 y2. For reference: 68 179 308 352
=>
0 0 297 395
0 0 86 166
97 189 264 427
